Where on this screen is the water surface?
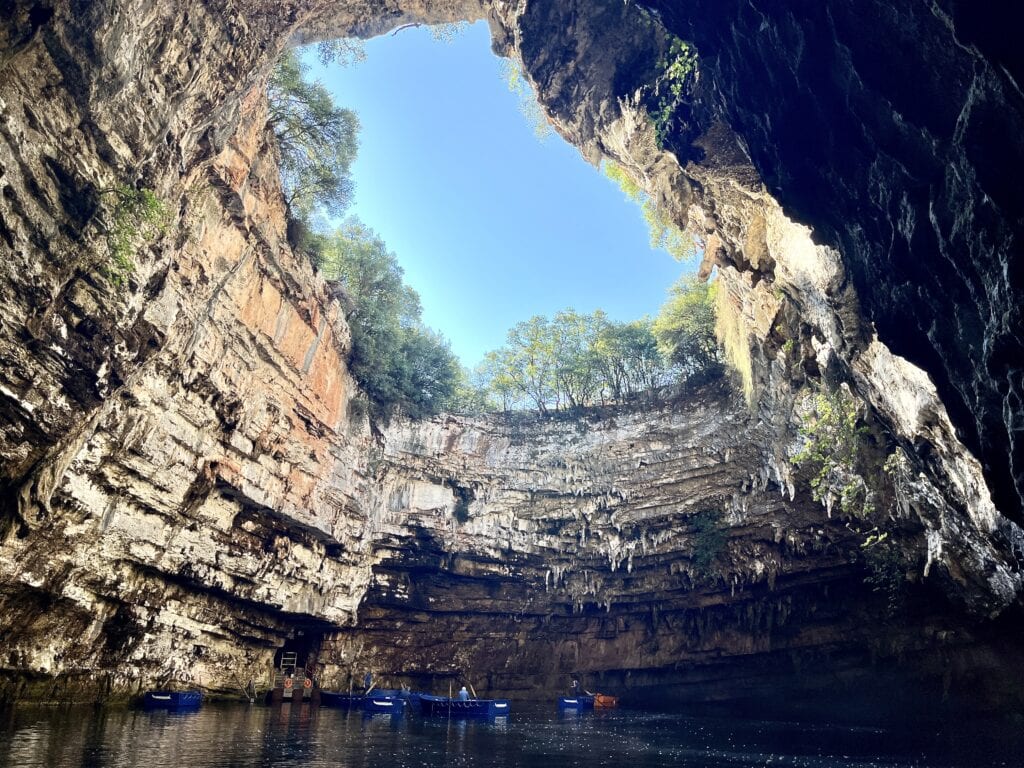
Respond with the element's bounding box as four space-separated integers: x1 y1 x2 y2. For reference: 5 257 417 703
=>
1 702 1020 767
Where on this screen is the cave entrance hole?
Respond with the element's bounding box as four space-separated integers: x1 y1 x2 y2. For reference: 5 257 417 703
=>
274 629 324 678
292 18 693 371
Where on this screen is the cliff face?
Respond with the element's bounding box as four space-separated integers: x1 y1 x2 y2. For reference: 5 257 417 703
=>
324 389 1024 714
646 0 1024 527
0 1 380 698
0 0 1022 712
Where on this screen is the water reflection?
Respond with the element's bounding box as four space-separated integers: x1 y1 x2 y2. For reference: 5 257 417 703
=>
0 702 1021 767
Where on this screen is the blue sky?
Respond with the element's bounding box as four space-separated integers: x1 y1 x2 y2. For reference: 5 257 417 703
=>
306 22 691 367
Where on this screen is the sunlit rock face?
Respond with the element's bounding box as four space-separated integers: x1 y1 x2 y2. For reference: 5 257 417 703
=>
323 388 1024 714
636 0 1024 527
0 0 384 701
489 0 1024 614
0 0 1022 712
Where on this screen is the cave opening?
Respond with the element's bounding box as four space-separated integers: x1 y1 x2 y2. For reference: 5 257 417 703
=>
0 0 1022 747
271 14 726 422
302 21 692 369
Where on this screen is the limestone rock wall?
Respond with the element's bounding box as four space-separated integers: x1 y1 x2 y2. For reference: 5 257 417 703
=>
318 386 1023 711
0 0 1021 711
0 1 379 700
487 0 1024 615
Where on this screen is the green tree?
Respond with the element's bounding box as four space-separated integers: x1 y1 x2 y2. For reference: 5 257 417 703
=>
653 276 721 379
480 352 522 413
593 319 668 400
268 50 360 224
551 309 607 408
447 364 500 415
317 220 458 420
473 311 679 412
397 327 461 420
499 316 558 413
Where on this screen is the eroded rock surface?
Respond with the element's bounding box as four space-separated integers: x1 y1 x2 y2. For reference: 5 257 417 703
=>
0 0 1022 713
324 390 1024 713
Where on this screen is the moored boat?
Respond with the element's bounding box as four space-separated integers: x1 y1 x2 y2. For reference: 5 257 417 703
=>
363 694 406 715
319 690 364 708
557 695 594 709
418 693 510 717
143 690 203 709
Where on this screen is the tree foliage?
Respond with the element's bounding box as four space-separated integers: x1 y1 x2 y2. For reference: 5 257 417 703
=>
318 221 459 420
603 161 697 261
593 319 667 401
652 276 721 379
500 58 552 141
314 38 367 68
268 50 360 224
452 289 722 415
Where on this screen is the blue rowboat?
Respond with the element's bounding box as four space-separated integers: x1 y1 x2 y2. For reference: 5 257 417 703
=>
320 690 364 708
143 690 202 709
417 693 511 717
363 695 406 715
557 695 594 710
368 688 402 697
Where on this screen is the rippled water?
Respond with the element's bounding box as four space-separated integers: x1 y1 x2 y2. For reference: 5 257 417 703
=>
1 703 1020 767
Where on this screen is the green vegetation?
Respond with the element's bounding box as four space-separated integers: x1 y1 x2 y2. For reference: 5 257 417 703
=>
429 22 471 44
103 185 171 285
316 221 460 420
314 38 367 68
264 44 721 423
592 318 668 403
690 509 726 573
500 58 552 141
712 284 755 403
650 36 699 149
790 387 873 519
266 52 460 422
453 279 721 414
652 276 721 379
792 387 914 609
268 50 359 225
603 161 697 261
862 536 907 615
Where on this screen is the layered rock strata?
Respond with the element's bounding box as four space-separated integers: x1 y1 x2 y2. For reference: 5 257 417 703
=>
323 389 1024 713
0 0 1021 711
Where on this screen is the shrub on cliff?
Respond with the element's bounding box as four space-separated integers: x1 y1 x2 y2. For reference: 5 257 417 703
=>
317 221 459 421
690 509 726 573
603 161 698 262
102 185 171 286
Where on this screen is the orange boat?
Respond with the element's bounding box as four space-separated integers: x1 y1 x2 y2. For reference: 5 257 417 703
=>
592 693 618 709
